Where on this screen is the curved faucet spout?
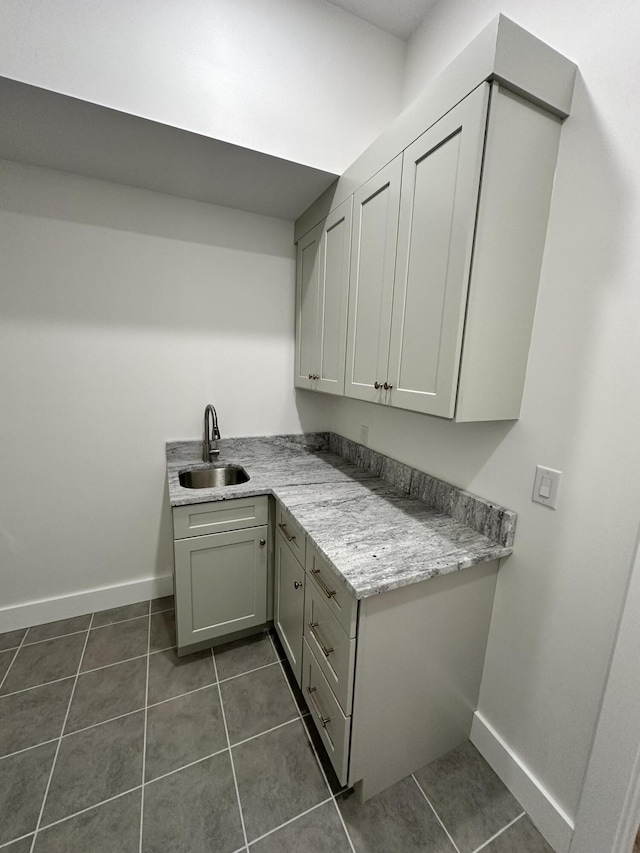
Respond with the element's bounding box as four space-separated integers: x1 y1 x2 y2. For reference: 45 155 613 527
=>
203 404 221 462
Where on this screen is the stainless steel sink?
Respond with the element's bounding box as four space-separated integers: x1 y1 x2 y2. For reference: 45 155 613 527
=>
179 465 250 489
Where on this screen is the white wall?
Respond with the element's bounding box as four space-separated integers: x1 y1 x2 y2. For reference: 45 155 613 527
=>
327 0 640 824
0 0 405 174
0 160 329 626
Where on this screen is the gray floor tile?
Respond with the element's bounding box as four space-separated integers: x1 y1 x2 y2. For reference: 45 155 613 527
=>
149 609 175 652
1 633 86 695
66 657 146 733
2 836 34 852
413 741 523 853
215 631 278 680
251 800 351 852
338 777 455 853
92 602 149 628
0 741 57 845
81 617 148 672
145 685 226 781
147 648 215 705
221 663 297 744
25 615 91 644
484 816 552 852
42 711 144 825
0 629 27 652
233 719 328 841
150 596 173 613
35 789 141 853
0 649 16 682
0 678 74 756
142 752 243 853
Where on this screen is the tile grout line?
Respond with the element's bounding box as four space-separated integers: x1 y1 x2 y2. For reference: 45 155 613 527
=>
470 811 526 853
0 832 33 850
412 773 462 853
0 631 28 693
29 611 95 853
246 796 334 847
218 658 283 684
0 737 60 763
211 648 249 853
231 716 299 748
3 606 174 652
138 601 152 853
146 746 229 785
35 785 143 836
265 631 356 853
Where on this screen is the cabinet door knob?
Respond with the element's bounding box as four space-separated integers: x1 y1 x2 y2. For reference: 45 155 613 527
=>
259 539 266 546
384 382 393 390
374 381 381 390
308 373 313 380
294 581 302 589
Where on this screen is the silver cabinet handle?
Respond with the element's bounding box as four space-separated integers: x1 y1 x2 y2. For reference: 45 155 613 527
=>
311 569 336 599
384 381 393 390
308 621 333 657
307 685 331 727
374 381 382 389
259 539 266 546
294 580 302 589
278 522 296 542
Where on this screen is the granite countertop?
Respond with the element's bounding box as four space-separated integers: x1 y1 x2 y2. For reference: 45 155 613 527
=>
166 435 513 599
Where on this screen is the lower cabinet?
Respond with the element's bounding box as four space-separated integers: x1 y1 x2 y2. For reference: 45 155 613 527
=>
172 497 269 656
274 529 306 684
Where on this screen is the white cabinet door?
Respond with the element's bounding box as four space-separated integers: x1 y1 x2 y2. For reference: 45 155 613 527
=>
294 222 322 390
344 155 402 403
316 197 352 396
387 84 489 417
274 530 306 686
174 525 268 654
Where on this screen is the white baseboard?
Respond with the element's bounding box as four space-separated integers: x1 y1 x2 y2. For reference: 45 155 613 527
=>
471 711 575 853
0 574 174 632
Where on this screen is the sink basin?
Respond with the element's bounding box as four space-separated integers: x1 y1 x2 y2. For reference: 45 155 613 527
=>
179 465 250 489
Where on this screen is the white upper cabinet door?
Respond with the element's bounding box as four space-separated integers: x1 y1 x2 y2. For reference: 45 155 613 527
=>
316 197 353 396
345 156 402 403
387 84 489 418
294 221 322 390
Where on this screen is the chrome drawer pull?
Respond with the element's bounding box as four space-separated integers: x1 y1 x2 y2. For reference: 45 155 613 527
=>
307 686 331 727
308 622 333 657
311 569 336 599
278 522 296 542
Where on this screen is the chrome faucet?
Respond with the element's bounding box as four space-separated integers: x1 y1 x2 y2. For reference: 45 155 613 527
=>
202 404 221 461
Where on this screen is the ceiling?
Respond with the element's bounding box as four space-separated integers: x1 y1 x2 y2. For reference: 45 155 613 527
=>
326 0 439 40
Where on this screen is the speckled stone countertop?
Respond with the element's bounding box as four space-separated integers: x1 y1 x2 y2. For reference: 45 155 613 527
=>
166 434 513 599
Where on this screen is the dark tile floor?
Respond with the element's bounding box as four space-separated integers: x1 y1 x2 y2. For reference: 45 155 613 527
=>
0 598 554 852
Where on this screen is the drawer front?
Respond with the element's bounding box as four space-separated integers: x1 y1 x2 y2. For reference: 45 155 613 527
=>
275 502 306 566
305 543 358 637
173 497 269 539
304 581 355 716
302 638 351 786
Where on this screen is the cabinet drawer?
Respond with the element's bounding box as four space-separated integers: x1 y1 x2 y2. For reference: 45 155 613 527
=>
304 580 355 716
275 502 306 567
302 638 351 786
305 543 358 637
173 497 268 539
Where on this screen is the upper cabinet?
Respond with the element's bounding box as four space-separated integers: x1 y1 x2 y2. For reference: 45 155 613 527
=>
294 15 577 422
345 156 402 404
295 197 352 395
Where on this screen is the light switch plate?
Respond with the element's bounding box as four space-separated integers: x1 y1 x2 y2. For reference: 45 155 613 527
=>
532 465 562 509
360 425 369 446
